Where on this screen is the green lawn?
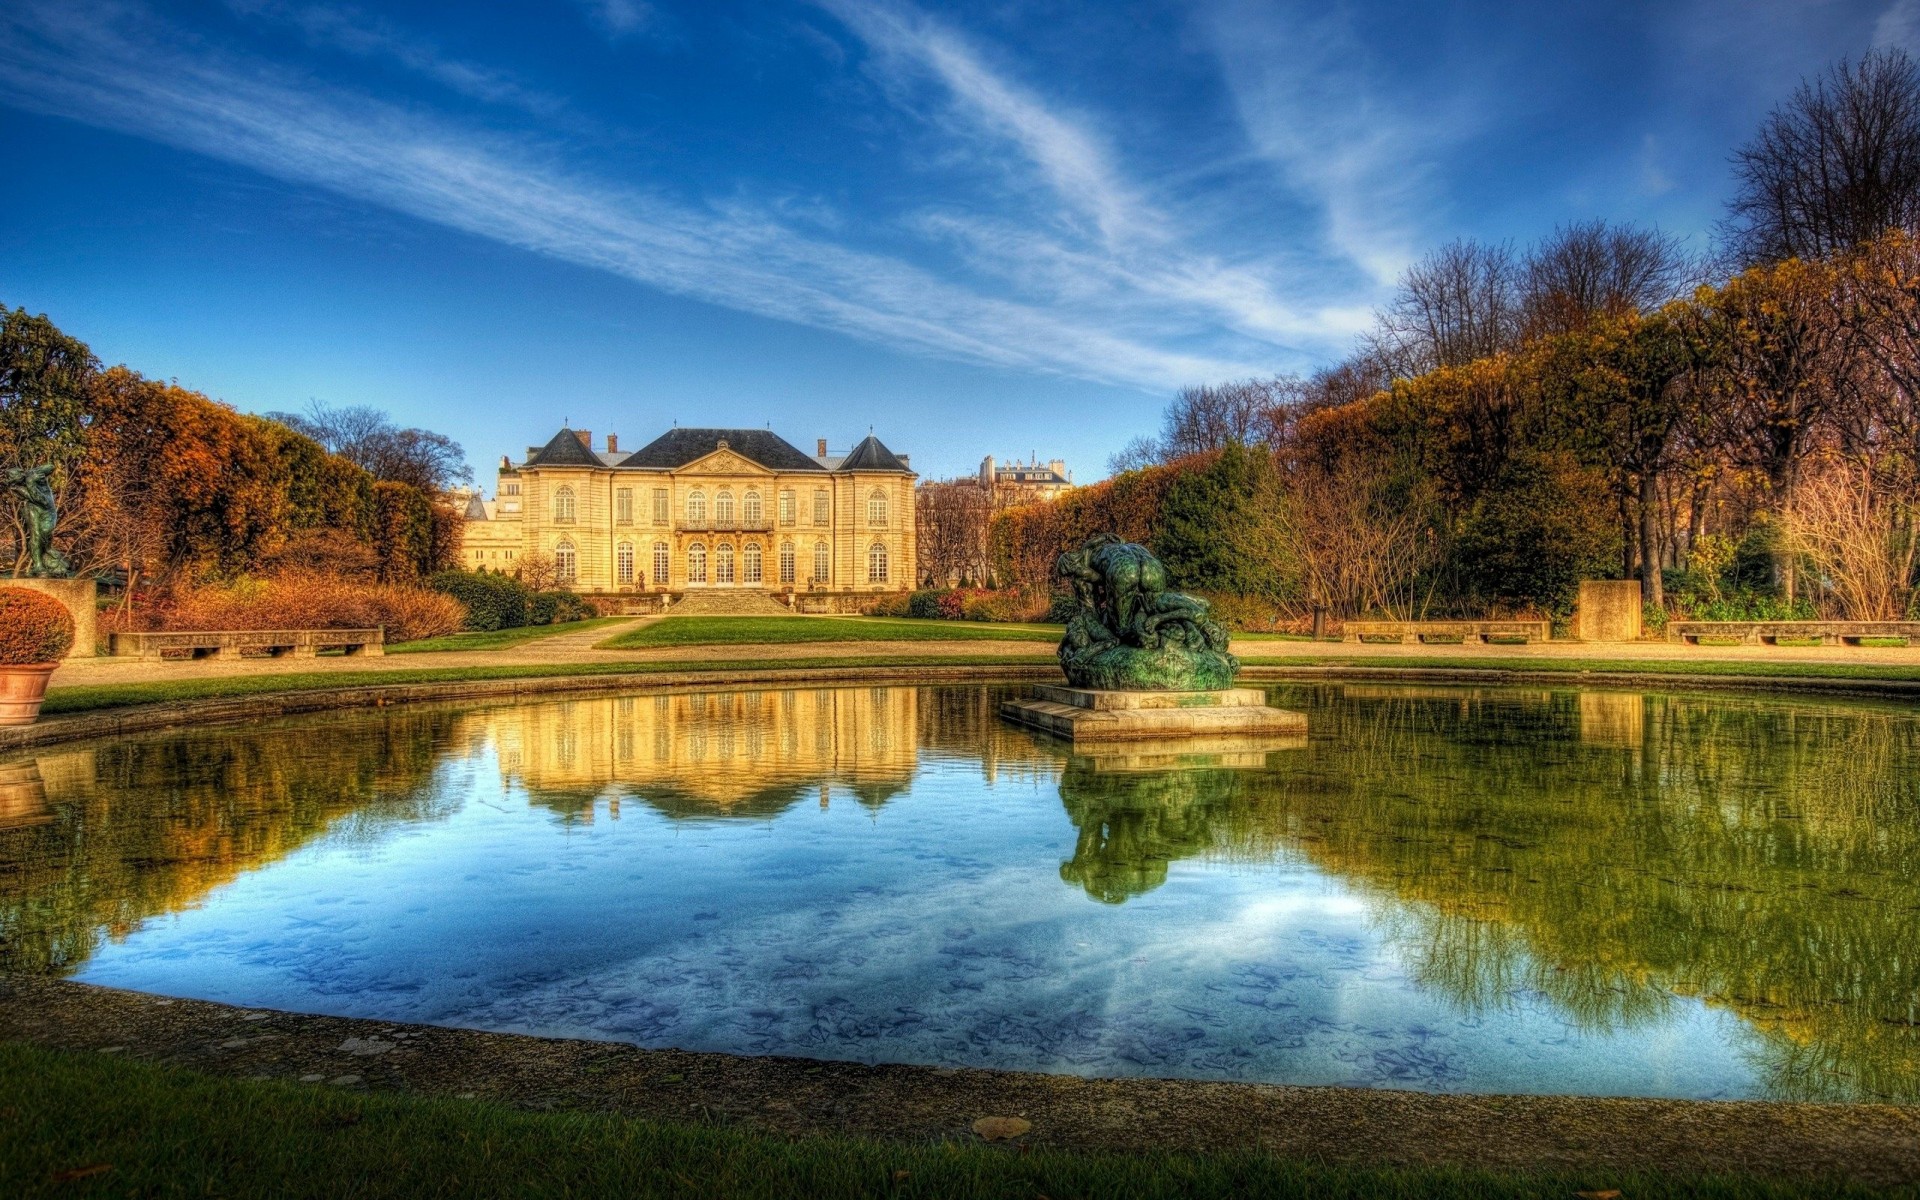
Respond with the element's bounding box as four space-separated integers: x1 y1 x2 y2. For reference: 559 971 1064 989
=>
0 1043 1871 1200
598 616 1061 649
1238 654 1920 681
390 617 632 654
38 656 1053 716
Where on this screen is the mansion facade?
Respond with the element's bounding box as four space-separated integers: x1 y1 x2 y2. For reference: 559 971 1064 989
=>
462 426 917 600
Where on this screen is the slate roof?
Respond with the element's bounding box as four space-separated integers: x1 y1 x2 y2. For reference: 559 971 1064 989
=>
839 434 912 473
524 427 603 468
617 428 824 472
464 494 489 520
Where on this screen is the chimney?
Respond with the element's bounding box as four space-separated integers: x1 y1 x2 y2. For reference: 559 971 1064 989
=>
607 433 618 454
574 430 592 450
1049 459 1066 479
817 438 828 457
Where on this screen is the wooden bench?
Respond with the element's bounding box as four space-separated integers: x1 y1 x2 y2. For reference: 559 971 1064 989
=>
1666 621 1920 646
109 629 385 661
1341 620 1551 645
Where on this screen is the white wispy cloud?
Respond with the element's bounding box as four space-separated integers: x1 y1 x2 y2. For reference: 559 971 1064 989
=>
1201 0 1460 287
0 0 1265 391
225 0 567 116
574 0 656 43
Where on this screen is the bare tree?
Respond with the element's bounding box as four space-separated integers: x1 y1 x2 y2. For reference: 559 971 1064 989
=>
1369 239 1522 378
1781 455 1918 619
1521 221 1697 336
1109 377 1296 472
915 480 993 585
1279 456 1437 619
515 550 557 592
270 401 473 495
1724 48 1920 265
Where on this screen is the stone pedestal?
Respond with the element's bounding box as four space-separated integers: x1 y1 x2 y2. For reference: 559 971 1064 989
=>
0 577 97 658
1000 684 1307 743
1574 579 1643 642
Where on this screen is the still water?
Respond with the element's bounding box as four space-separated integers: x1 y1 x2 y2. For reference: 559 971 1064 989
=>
2 683 1916 1102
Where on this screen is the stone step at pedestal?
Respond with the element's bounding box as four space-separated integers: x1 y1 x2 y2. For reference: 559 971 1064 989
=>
1001 684 1307 743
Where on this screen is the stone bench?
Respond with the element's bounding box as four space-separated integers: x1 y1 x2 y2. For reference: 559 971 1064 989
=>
1666 621 1920 646
1342 620 1551 645
109 629 385 661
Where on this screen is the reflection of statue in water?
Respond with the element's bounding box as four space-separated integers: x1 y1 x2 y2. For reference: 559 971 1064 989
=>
1057 757 1257 903
1054 534 1235 691
4 465 70 578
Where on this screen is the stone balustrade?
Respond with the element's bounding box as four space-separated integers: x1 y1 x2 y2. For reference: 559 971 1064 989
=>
1341 620 1551 645
109 629 385 661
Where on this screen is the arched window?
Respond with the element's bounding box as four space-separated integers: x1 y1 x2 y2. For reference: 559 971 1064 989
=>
715 542 736 583
652 541 670 584
555 540 578 584
744 490 763 525
687 490 707 523
867 542 888 583
867 489 888 526
715 490 735 524
812 489 830 526
778 490 796 526
553 485 576 525
687 542 708 583
743 542 763 583
616 541 635 585
779 541 796 584
813 541 830 583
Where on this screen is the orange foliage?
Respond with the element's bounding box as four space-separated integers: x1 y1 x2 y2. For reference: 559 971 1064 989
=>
0 587 76 664
154 570 465 642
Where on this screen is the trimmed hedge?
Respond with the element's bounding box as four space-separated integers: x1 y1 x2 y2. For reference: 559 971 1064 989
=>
0 587 75 664
427 570 596 631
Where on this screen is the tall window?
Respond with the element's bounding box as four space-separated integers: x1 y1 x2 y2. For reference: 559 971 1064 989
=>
652 541 670 584
867 542 888 583
779 541 796 584
778 490 796 526
743 542 763 583
715 490 735 524
615 488 633 525
744 490 763 525
652 488 669 524
867 489 888 526
616 541 635 584
687 542 708 583
555 540 578 584
687 491 707 523
813 489 830 526
813 541 830 583
715 542 736 583
553 485 576 525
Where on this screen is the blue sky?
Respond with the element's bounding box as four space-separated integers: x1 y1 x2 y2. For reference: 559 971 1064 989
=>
0 0 1906 483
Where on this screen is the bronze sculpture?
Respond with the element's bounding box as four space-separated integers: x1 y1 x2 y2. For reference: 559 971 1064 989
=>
3 465 70 578
1054 534 1236 691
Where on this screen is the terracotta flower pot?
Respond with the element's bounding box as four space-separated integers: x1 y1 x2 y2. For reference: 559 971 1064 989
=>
0 664 58 726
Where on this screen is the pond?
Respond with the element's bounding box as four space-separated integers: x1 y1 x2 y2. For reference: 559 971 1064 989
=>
1 682 1916 1103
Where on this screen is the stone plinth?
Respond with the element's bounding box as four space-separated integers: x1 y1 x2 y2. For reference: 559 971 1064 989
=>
1001 685 1307 743
0 577 97 658
1575 579 1643 642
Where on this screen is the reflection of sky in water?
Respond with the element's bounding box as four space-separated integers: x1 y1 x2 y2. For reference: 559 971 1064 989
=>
74 734 1762 1099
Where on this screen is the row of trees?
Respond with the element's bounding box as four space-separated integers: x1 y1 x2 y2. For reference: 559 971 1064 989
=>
990 49 1920 624
1 307 465 595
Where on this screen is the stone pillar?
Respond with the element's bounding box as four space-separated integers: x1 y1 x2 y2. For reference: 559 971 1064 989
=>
1574 579 1643 643
0 578 97 658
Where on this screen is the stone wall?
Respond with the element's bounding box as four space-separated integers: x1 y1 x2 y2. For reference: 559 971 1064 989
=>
1574 580 1643 643
1 577 97 658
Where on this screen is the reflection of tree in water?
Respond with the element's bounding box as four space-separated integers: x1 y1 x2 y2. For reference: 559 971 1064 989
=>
1262 684 1920 1103
0 709 462 974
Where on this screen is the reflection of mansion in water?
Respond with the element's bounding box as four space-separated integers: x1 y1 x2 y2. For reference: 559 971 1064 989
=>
465 688 923 818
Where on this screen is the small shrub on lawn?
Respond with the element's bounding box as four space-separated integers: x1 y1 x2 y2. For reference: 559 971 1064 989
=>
0 587 76 664
428 570 531 631
158 571 466 642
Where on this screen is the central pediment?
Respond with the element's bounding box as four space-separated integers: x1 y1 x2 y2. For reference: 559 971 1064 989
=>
678 445 777 476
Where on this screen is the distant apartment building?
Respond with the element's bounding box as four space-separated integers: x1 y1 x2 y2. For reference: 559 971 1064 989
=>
978 455 1073 503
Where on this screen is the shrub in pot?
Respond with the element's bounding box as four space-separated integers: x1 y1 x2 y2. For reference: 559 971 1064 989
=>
0 587 77 726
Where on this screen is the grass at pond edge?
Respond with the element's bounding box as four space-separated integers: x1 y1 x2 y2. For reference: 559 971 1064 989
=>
0 1042 1882 1200
38 653 1920 717
598 616 1061 648
389 617 632 654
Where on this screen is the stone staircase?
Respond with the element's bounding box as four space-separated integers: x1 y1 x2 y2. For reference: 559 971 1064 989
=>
667 589 798 617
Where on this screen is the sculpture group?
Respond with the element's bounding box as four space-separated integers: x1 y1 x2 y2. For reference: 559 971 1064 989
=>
1054 534 1237 691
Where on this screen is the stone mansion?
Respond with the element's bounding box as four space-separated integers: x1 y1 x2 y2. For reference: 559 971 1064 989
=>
461 426 917 603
